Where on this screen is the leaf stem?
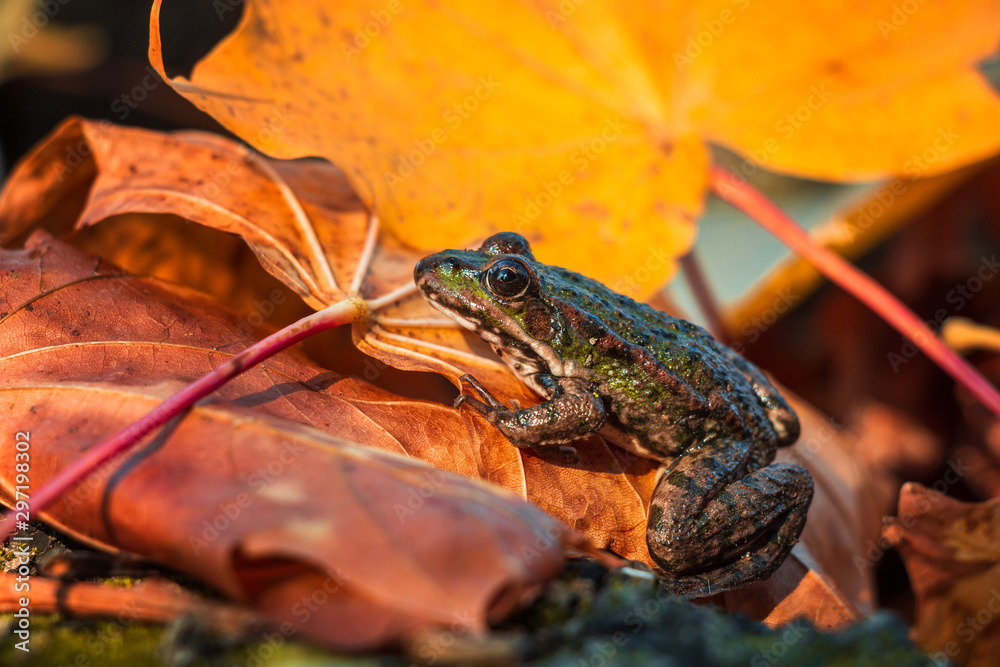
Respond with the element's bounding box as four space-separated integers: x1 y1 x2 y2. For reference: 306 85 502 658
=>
0 298 369 543
708 165 1000 420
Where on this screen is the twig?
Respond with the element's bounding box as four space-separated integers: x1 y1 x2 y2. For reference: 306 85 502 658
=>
0 572 269 636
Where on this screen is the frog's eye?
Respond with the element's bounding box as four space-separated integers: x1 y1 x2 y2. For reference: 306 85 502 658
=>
484 259 532 299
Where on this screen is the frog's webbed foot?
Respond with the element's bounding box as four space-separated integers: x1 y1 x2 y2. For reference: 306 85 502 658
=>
455 373 604 460
454 374 506 413
647 437 813 598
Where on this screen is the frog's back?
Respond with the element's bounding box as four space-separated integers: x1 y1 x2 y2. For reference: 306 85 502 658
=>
542 264 798 454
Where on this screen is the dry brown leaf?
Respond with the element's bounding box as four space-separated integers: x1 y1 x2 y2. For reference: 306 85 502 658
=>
883 483 1000 666
0 116 393 310
0 232 592 650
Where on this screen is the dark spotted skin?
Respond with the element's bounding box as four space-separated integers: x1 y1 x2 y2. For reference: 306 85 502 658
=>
414 232 814 598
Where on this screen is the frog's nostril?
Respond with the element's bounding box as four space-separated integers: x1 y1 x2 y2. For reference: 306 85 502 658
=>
414 255 458 282
434 258 458 274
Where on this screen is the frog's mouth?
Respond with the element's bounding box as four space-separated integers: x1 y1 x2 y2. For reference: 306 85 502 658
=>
423 297 544 378
415 253 513 347
424 297 501 346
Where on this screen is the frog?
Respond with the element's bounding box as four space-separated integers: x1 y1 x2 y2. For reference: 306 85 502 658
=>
413 232 814 598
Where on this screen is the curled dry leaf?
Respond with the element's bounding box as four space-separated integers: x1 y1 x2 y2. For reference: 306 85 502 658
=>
0 232 593 649
0 115 404 309
883 483 1000 666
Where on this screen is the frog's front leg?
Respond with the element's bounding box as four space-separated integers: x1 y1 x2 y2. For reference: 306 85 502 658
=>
455 374 606 452
647 437 813 598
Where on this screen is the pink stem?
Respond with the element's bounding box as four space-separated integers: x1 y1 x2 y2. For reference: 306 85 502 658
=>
0 298 368 542
709 165 1000 419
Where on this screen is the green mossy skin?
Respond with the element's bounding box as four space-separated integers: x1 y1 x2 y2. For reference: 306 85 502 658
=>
414 240 798 459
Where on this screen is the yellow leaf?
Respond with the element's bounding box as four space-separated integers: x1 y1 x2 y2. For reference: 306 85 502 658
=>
149 1 1000 300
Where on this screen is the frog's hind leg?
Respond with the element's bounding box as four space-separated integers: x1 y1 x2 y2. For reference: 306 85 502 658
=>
646 439 813 598
656 486 811 599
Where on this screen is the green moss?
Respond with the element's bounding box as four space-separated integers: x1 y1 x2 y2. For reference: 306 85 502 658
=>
501 564 939 667
101 577 136 588
0 544 38 573
0 614 382 667
0 615 173 667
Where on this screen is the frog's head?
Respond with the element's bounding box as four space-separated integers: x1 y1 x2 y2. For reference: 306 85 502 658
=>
414 232 567 377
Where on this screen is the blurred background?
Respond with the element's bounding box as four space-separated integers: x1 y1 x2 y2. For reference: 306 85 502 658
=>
0 0 240 178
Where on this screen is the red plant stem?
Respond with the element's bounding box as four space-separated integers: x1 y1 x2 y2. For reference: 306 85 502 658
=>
709 165 1000 420
0 298 368 543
